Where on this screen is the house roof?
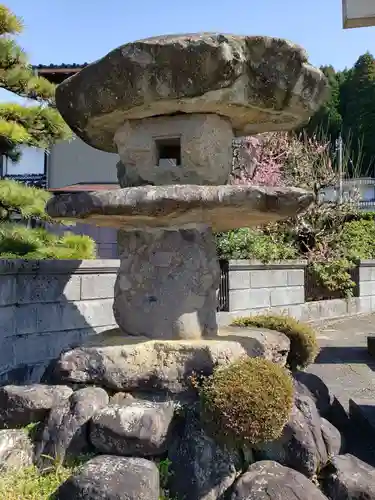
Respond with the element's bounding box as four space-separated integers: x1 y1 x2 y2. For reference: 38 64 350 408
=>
34 63 88 72
48 182 119 193
34 64 88 84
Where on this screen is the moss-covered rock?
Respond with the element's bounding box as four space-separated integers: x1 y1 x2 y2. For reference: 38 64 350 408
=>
232 314 319 370
199 357 294 448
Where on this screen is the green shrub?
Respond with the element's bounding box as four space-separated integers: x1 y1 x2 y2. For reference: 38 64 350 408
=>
0 223 96 259
307 219 375 297
308 259 356 298
339 219 375 260
232 314 319 371
199 357 294 447
215 228 297 262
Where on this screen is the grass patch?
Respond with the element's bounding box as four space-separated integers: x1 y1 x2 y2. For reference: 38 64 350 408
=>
0 454 93 500
0 455 177 500
0 464 75 500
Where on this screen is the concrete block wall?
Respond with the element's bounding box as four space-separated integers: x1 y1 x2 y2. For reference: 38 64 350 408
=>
0 259 119 384
228 260 306 312
218 259 375 326
4 258 375 385
359 260 375 309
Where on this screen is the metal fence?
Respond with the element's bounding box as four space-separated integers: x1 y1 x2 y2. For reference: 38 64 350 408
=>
3 173 47 188
217 259 229 312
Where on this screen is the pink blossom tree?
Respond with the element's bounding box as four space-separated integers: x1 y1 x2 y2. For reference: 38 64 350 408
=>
231 134 285 187
231 131 338 196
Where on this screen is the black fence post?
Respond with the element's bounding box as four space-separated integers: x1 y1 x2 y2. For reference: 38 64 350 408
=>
217 259 229 312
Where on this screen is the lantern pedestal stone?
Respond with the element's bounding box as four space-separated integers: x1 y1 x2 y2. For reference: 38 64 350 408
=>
114 225 219 340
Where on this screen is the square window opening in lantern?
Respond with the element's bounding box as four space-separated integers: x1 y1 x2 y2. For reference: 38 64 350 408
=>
155 137 182 167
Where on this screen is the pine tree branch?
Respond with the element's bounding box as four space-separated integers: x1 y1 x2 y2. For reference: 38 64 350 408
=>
0 103 71 155
0 4 72 158
0 9 56 103
0 64 57 103
0 5 23 36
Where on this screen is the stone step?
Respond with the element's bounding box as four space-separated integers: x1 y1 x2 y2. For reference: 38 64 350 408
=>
349 398 375 440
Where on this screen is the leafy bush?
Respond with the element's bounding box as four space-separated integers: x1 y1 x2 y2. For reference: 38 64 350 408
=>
0 223 96 259
339 219 375 260
199 357 294 447
232 314 319 371
215 228 297 262
308 259 356 299
307 219 375 297
345 211 375 222
215 218 375 298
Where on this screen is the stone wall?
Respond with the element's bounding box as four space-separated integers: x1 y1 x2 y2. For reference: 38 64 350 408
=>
0 260 119 384
217 259 375 326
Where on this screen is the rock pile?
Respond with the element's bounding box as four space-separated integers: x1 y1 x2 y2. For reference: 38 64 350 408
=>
0 336 374 499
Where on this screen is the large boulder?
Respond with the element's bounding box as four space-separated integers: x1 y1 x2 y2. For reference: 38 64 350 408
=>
53 455 160 500
230 460 329 499
0 429 34 471
321 417 343 457
218 325 290 366
43 339 247 397
168 413 242 500
90 400 175 456
257 394 328 478
293 371 334 417
0 384 73 429
55 33 328 152
321 454 375 500
36 387 109 466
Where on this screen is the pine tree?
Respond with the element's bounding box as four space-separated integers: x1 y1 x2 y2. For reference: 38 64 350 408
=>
0 5 95 259
0 4 71 160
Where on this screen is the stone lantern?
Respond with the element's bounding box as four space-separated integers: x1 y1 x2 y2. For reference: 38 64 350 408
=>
46 33 328 341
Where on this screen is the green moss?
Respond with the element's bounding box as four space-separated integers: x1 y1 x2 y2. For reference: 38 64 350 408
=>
199 357 294 448
232 314 319 370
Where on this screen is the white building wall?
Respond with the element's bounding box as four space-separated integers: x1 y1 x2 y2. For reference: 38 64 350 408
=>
47 136 119 188
47 136 120 258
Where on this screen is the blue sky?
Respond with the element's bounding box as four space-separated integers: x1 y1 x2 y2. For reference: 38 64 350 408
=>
7 0 375 70
4 0 375 174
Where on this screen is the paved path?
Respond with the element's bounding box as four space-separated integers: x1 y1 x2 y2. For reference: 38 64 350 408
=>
307 314 375 465
308 314 375 409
